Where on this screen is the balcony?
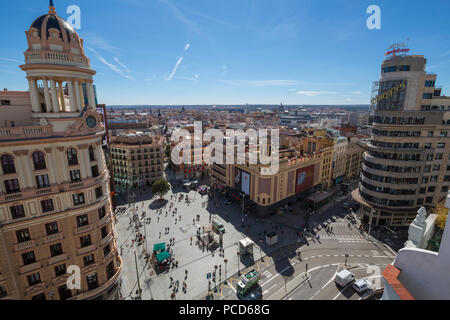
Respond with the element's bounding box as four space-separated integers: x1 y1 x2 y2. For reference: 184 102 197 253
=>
14 240 36 252
48 253 69 266
97 214 111 228
25 281 46 297
0 125 52 141
44 232 63 244
100 233 113 247
19 261 42 275
68 256 122 300
74 224 93 235
78 244 96 256
24 51 89 67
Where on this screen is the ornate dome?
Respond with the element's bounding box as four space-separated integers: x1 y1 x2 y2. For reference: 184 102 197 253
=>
30 11 77 42
24 1 89 67
27 1 79 45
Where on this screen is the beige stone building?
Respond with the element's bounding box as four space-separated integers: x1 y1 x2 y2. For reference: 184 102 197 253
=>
110 131 165 189
0 3 121 300
353 53 450 227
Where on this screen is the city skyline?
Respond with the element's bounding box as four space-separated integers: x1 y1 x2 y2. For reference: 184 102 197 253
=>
1 0 450 105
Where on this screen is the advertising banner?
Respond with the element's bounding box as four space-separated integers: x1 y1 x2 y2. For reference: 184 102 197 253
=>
242 171 250 195
296 164 315 194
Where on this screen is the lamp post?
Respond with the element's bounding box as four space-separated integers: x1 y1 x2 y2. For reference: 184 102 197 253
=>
345 254 349 268
241 193 245 227
224 259 228 284
237 252 241 276
368 209 375 236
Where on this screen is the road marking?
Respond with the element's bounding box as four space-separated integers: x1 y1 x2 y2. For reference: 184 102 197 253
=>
263 283 278 295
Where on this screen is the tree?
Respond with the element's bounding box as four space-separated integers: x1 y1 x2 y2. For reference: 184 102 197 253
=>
152 179 170 199
434 201 448 230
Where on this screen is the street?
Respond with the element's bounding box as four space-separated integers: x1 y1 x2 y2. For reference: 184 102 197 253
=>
113 175 398 300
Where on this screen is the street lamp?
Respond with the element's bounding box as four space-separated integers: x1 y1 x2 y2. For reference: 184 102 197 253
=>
224 259 228 284
368 209 375 236
241 193 245 227
237 252 241 276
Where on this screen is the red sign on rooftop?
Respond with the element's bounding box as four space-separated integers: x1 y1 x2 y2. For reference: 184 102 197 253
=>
385 43 410 57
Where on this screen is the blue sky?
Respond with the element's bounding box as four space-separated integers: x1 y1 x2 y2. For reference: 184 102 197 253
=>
1 0 449 105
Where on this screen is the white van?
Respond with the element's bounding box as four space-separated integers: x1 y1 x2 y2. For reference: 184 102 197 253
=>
335 269 355 287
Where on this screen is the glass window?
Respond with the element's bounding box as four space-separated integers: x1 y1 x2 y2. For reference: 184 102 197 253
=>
32 151 46 170
70 170 81 183
4 179 20 194
98 207 106 219
54 264 66 277
45 222 59 235
67 148 78 166
50 243 63 257
41 199 54 213
27 273 41 286
10 205 25 219
1 154 16 174
80 235 92 248
22 251 36 265
76 214 89 227
83 254 95 267
73 193 85 206
89 146 96 162
16 229 31 243
36 174 50 189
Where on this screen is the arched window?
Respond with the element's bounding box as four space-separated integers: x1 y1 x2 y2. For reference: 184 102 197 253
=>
32 151 46 170
67 148 78 166
88 146 95 162
1 154 16 174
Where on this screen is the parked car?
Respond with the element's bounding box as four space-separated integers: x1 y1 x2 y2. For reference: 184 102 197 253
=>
224 198 233 205
335 269 355 287
352 279 372 293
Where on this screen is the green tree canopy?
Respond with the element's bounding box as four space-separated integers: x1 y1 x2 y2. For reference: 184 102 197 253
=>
152 179 170 199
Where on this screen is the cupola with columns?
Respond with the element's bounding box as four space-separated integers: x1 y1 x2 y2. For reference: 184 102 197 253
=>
20 0 97 116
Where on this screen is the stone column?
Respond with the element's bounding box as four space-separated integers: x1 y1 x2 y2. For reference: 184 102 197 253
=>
42 79 52 113
87 82 96 109
28 78 40 113
58 81 66 112
78 82 86 111
67 81 76 113
50 79 59 113
73 80 81 112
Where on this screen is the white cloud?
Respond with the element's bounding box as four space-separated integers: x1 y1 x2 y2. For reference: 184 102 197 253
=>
86 47 135 80
167 57 184 80
351 91 361 94
184 43 191 51
114 57 131 73
296 91 337 96
0 57 22 64
296 91 321 96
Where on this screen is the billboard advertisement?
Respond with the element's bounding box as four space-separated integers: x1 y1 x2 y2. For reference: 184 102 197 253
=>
235 168 251 196
296 164 316 194
242 171 250 196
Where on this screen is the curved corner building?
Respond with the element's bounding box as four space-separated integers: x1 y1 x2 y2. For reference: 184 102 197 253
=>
0 3 121 300
353 51 450 227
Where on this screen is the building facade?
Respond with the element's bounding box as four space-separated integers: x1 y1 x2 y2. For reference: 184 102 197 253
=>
110 131 165 189
353 53 450 227
0 3 121 300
